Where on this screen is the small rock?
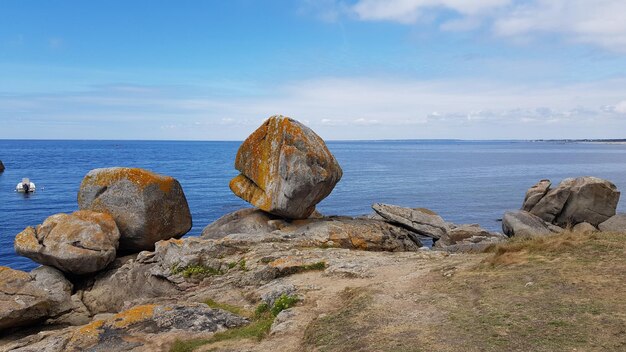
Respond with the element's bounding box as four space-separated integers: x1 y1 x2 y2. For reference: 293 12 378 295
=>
598 214 626 233
14 211 120 275
0 160 4 172
571 222 597 234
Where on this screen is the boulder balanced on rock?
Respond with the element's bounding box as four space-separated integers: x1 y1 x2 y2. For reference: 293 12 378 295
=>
14 211 120 275
78 167 192 251
230 115 343 219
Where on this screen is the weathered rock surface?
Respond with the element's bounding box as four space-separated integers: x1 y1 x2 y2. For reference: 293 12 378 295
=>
524 177 620 227
372 203 449 239
229 115 343 219
522 179 551 211
0 266 73 331
598 214 626 233
4 303 248 352
435 224 507 251
571 222 598 234
14 211 120 275
201 208 287 239
77 167 192 252
502 210 561 237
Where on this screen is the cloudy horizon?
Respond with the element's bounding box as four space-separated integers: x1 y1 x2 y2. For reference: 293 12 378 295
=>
2 0 626 140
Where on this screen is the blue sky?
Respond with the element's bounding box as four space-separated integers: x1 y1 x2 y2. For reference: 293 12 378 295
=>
1 0 626 140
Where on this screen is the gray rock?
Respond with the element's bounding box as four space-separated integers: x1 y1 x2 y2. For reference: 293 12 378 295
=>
522 179 551 211
598 214 626 233
435 224 507 249
372 203 449 239
77 167 192 252
529 178 575 223
259 283 297 307
571 222 598 234
229 115 343 219
0 266 73 331
554 177 620 227
201 208 287 239
502 210 560 237
14 211 120 275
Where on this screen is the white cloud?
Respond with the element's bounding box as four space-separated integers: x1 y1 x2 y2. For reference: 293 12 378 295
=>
334 0 626 52
3 77 626 140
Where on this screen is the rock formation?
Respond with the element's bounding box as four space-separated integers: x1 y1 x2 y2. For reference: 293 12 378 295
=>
372 203 449 239
502 210 562 237
434 224 507 251
521 177 620 227
14 211 120 275
229 115 343 219
77 167 192 251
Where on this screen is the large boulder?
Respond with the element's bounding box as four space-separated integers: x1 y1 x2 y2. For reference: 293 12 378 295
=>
372 203 449 239
77 167 192 252
522 179 551 211
0 266 73 332
14 211 120 275
524 177 620 227
598 214 626 233
229 115 343 219
502 210 561 237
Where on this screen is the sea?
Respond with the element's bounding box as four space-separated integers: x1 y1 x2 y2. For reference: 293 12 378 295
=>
2 139 626 271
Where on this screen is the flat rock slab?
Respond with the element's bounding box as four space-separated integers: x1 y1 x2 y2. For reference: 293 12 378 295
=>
372 203 449 239
435 224 506 249
502 210 561 237
230 115 342 219
78 167 192 252
14 211 120 275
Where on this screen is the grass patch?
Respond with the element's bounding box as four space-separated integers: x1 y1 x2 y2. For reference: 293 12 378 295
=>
301 261 327 271
171 263 223 278
171 294 300 351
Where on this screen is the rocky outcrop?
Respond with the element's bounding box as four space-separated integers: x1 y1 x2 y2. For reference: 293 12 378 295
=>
523 177 620 227
14 211 120 275
598 214 626 233
229 115 343 219
77 167 192 252
522 179 551 211
372 203 449 239
502 210 562 237
4 303 248 352
435 224 506 251
0 266 73 331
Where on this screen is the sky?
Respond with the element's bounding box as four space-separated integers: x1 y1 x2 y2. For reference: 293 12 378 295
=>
1 0 626 140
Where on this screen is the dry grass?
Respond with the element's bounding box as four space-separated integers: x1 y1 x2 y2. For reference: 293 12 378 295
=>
303 231 626 352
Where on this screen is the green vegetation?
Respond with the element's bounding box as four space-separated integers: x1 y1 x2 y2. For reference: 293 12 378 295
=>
170 263 223 278
301 261 327 271
170 294 300 352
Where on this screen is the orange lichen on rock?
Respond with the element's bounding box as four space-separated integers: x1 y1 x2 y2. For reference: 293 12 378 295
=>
83 167 174 193
109 304 156 329
13 227 40 252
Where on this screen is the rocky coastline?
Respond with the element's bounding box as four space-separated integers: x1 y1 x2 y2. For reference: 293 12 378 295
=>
1 115 625 352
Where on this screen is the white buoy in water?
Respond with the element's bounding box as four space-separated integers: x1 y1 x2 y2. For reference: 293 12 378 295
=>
16 178 36 193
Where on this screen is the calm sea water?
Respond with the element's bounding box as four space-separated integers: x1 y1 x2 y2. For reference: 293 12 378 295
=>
1 140 626 271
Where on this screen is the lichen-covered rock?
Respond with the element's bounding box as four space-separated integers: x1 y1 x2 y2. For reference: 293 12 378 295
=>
598 214 626 233
372 203 449 239
14 211 120 275
522 179 551 211
229 115 342 219
435 224 506 250
525 177 620 227
77 167 192 252
502 210 561 237
0 266 73 332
